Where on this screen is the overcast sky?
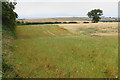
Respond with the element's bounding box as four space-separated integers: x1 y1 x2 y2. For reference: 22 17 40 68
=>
14 0 119 19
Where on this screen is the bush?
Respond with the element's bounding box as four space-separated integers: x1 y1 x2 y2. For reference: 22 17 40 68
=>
100 20 119 22
83 22 89 23
63 22 68 24
16 21 79 25
2 2 18 31
54 22 61 24
2 1 18 78
68 22 77 23
2 26 18 78
16 21 20 24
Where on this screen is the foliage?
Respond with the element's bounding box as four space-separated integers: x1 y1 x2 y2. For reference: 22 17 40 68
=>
87 9 103 23
68 22 77 23
2 1 18 31
2 27 19 78
2 1 18 78
63 22 67 24
83 22 89 23
16 21 78 25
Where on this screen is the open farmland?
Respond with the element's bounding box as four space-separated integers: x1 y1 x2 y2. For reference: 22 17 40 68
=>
11 22 118 78
56 22 118 36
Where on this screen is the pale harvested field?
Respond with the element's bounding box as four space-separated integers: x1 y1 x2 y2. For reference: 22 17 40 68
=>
55 22 118 36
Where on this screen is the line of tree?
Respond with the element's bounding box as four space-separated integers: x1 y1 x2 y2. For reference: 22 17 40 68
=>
16 21 78 25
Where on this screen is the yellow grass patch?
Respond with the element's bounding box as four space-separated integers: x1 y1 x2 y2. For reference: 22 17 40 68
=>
56 22 118 36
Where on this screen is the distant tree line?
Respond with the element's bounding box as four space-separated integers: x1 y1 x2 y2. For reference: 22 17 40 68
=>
100 20 119 22
16 21 78 25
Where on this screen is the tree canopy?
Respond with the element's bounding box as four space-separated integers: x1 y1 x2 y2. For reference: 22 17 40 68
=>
87 9 103 23
2 1 18 30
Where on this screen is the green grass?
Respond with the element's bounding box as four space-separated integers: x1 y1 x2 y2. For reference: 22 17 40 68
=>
11 25 118 78
2 27 18 78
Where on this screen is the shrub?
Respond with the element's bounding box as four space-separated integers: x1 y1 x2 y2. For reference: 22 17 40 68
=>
68 22 77 23
83 22 89 23
63 22 68 24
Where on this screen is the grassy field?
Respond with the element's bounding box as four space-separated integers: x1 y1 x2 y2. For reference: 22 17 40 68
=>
11 23 118 78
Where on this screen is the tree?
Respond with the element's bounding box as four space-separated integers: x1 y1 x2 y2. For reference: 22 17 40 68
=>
2 1 18 77
2 1 18 31
87 9 103 23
